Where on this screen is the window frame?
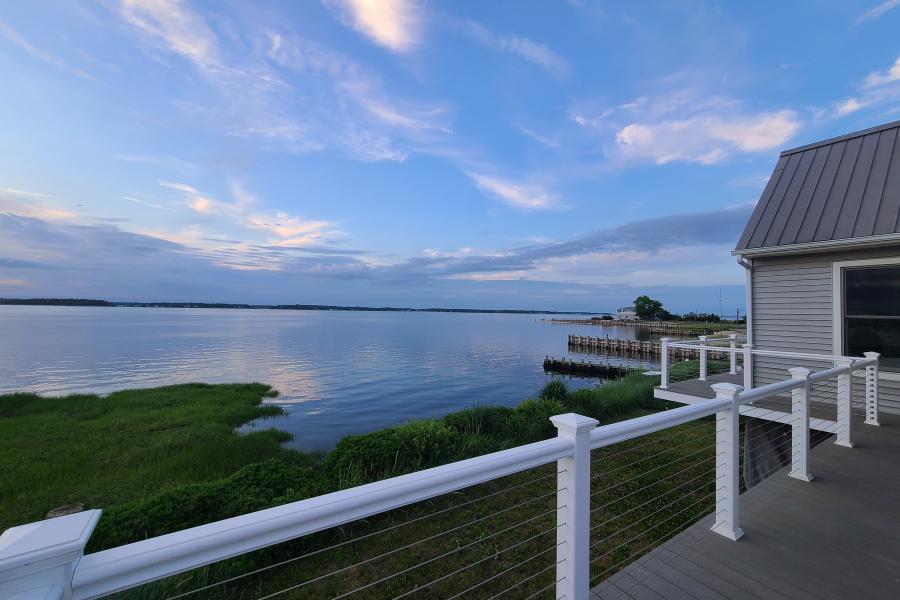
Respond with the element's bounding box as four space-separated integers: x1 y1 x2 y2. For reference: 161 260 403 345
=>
832 256 900 381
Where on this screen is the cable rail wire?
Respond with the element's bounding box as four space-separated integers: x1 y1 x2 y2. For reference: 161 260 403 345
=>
159 467 563 599
587 420 836 588
590 459 716 516
588 489 717 576
588 492 718 586
589 482 717 552
386 518 562 600
439 540 562 600
253 503 564 600
519 577 558 600
590 431 716 481
117 363 855 600
589 466 716 532
589 419 714 465
165 415 803 600
487 561 562 600
591 442 714 498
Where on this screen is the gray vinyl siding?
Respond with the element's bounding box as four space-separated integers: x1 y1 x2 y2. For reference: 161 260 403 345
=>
751 245 900 415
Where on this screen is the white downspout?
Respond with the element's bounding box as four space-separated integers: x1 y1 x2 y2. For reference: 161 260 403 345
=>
737 256 753 389
737 256 752 345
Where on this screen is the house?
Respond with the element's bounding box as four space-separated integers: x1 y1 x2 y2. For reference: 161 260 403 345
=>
616 306 638 320
735 118 900 416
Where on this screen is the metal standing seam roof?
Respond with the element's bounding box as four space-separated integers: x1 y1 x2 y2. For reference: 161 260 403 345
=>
735 119 900 252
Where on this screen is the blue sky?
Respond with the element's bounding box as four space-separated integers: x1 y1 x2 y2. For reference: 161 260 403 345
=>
1 1 899 312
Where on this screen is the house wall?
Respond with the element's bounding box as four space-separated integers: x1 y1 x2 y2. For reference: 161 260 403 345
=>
751 245 900 415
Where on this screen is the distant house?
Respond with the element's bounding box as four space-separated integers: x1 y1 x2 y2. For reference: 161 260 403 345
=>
734 119 900 415
617 306 638 320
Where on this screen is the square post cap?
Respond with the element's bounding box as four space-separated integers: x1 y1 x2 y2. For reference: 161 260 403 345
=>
788 367 812 379
710 382 743 398
550 413 599 435
0 510 100 598
863 351 880 359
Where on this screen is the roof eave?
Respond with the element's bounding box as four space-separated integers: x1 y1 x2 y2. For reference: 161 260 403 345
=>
732 232 900 258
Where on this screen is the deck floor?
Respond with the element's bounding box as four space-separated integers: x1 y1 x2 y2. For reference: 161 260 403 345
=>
591 414 900 600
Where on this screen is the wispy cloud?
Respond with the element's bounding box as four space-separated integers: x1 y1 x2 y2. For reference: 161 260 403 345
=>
122 195 175 211
324 0 422 53
575 92 801 165
118 0 222 71
468 173 558 210
0 204 750 307
833 54 900 118
0 278 29 287
864 55 900 87
466 22 571 80
0 19 94 80
265 29 451 160
0 187 56 199
114 154 199 174
156 179 342 250
856 0 900 23
0 187 74 221
379 203 753 285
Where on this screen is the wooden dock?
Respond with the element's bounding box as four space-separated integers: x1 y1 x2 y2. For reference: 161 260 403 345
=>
568 335 733 359
543 357 639 378
548 319 742 336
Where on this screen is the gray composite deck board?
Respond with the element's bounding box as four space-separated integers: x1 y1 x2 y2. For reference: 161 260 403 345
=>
591 414 900 600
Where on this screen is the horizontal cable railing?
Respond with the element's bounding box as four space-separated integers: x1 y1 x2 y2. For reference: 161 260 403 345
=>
71 437 575 599
0 353 881 600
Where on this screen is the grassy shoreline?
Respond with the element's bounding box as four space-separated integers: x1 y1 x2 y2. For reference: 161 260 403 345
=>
2 375 715 597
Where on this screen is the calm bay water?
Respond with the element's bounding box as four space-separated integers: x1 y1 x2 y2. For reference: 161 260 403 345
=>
0 306 663 450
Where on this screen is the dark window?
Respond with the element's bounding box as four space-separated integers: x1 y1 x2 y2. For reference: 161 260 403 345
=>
844 265 900 371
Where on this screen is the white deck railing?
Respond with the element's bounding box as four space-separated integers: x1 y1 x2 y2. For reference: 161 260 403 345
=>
0 354 880 600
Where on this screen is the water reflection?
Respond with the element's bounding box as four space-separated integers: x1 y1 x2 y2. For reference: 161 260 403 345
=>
0 307 667 450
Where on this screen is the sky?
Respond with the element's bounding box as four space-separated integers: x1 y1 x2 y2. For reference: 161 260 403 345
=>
1 1 899 313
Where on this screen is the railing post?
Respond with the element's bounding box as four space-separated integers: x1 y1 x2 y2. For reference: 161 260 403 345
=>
551 413 599 600
788 367 813 482
710 382 744 541
863 352 880 426
835 358 854 448
660 337 670 389
742 344 753 390
729 334 737 375
0 510 101 599
699 335 708 381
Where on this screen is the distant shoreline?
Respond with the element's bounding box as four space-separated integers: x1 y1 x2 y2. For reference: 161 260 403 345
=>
0 297 599 316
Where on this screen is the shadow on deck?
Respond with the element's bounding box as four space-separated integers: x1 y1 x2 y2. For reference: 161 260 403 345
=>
655 372 839 433
591 414 900 600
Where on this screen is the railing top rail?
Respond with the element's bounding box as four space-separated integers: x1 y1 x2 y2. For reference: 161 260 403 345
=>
735 356 873 403
590 399 729 450
72 436 573 599
671 336 736 345
666 341 862 364
737 375 803 404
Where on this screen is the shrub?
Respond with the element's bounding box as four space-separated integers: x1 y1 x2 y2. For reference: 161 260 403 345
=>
510 398 566 442
89 459 328 551
443 404 514 439
538 379 568 404
326 419 460 486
